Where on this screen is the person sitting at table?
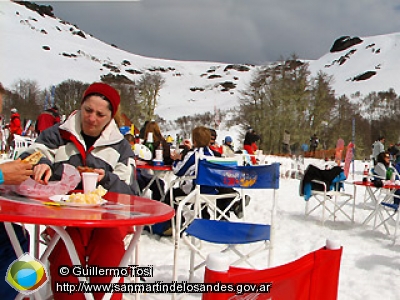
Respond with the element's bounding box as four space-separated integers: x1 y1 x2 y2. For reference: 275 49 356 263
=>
0 82 34 300
222 135 235 157
209 128 223 155
374 151 400 205
143 120 173 165
20 82 138 300
243 127 260 165
136 120 173 201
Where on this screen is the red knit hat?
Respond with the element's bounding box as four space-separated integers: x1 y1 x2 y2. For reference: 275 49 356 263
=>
82 83 120 117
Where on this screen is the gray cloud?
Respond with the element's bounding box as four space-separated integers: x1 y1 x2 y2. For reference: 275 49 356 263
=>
37 0 400 64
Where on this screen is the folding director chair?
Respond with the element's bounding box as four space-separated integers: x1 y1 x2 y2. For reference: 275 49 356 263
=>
301 164 355 225
172 159 280 285
169 156 242 238
373 187 400 244
362 167 400 242
202 240 343 300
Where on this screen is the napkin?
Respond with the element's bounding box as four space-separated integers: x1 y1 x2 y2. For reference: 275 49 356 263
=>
3 164 81 198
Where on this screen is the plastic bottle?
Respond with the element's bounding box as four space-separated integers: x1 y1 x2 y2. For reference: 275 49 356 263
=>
145 132 154 160
363 164 369 176
390 169 396 182
156 142 163 160
387 168 394 181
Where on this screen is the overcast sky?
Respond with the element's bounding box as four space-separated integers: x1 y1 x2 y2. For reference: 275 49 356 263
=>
36 0 400 65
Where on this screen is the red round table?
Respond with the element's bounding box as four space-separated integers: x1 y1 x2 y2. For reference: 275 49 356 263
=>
136 163 172 172
136 162 174 201
0 191 174 227
0 192 174 300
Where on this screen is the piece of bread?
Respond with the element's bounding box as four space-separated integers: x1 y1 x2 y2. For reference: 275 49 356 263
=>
22 151 43 165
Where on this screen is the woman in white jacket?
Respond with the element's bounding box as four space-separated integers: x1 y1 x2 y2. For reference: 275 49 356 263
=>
21 83 137 300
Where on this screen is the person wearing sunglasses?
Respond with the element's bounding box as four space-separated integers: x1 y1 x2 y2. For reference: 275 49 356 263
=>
374 152 396 179
375 151 400 205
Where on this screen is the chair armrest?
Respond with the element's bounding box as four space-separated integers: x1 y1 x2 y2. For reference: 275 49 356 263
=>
169 175 196 187
311 179 327 191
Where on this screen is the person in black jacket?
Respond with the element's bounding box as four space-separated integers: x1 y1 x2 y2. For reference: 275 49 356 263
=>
310 134 319 157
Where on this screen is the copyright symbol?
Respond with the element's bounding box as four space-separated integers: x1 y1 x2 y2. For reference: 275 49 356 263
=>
59 266 70 276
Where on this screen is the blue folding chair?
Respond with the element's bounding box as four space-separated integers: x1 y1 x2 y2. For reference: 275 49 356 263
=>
172 159 280 283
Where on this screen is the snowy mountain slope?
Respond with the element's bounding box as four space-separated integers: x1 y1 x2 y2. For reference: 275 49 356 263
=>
0 1 255 121
1 1 400 122
308 32 400 99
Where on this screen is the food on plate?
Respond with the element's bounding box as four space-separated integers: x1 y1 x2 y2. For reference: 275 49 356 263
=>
22 151 44 165
67 186 107 205
77 166 95 174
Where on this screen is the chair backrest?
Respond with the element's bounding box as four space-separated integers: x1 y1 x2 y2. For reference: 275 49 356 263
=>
10 135 33 160
300 164 346 198
196 159 280 190
203 245 343 300
13 134 33 148
204 156 238 166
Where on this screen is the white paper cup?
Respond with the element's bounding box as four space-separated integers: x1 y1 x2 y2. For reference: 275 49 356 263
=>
155 149 163 160
82 172 99 194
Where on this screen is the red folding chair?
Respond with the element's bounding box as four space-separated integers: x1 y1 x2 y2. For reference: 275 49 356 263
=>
203 240 343 300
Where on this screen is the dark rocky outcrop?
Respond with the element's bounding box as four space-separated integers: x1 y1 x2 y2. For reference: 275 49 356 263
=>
330 36 363 52
61 52 77 58
73 30 86 39
102 63 120 73
208 74 222 79
14 1 55 17
224 64 250 72
352 71 376 81
219 81 236 91
148 67 175 72
190 87 205 92
126 69 143 75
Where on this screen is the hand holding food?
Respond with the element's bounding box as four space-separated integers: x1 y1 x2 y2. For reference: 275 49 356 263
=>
77 166 95 174
0 160 33 185
22 151 44 165
77 166 105 182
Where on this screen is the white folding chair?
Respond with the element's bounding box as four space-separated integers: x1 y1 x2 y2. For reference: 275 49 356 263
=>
172 160 280 285
9 134 33 160
302 165 355 225
373 190 400 244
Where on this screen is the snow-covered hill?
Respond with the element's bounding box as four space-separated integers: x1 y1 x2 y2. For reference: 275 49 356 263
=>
1 1 400 121
308 32 400 100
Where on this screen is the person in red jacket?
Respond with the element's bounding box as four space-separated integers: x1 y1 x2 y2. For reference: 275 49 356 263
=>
7 108 22 151
243 127 260 165
36 105 61 134
9 108 22 136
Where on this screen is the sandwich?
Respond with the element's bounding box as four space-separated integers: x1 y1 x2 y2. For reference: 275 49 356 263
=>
22 151 43 165
77 166 95 174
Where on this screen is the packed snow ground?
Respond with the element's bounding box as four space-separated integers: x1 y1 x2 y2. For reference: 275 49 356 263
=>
28 157 400 300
